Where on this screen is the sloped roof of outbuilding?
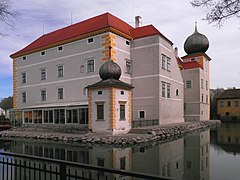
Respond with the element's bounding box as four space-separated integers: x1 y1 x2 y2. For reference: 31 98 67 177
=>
11 12 172 58
216 89 240 100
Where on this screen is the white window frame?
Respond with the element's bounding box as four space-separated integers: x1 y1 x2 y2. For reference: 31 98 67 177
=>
57 87 64 100
138 110 146 119
41 89 47 101
57 46 64 52
126 40 130 46
86 58 95 73
22 92 26 103
22 56 27 61
161 54 166 70
57 64 64 77
40 68 47 80
167 57 171 72
185 80 192 89
21 72 27 84
40 51 46 56
125 59 132 74
87 37 94 44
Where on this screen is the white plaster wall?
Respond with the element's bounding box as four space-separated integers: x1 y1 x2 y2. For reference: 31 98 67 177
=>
91 89 111 133
114 89 131 134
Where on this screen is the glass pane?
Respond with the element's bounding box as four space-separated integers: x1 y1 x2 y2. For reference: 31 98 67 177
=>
60 109 65 124
73 109 78 123
66 110 72 123
79 109 85 124
49 110 53 123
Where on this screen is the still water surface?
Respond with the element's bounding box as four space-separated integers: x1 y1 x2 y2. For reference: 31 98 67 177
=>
0 123 239 180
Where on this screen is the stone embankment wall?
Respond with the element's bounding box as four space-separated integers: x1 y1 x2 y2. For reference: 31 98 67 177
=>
0 120 221 147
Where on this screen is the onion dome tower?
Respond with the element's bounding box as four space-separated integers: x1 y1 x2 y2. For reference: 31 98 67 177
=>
184 22 209 54
87 60 133 135
99 60 121 80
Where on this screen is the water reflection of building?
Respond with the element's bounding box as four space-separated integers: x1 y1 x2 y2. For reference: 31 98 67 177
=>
132 139 184 179
183 130 210 180
1 132 212 180
216 123 240 155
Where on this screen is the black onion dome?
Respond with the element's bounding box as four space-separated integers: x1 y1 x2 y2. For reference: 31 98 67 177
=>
99 60 121 80
184 23 209 54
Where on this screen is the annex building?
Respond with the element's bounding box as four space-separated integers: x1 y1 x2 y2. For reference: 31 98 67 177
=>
10 13 211 134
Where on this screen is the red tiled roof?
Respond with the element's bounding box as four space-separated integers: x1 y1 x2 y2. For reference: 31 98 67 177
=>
11 12 173 58
181 61 203 70
130 25 173 44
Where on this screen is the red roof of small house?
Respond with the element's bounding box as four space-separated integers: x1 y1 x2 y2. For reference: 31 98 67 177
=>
10 12 173 58
181 61 203 70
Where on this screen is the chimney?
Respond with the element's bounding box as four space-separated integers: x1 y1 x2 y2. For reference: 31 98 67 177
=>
174 47 179 57
135 16 142 28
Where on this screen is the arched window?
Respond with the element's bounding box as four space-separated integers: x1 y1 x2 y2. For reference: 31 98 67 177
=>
176 89 179 96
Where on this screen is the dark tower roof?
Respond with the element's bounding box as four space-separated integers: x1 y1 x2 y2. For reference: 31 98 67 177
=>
87 60 133 89
184 23 209 54
99 60 121 80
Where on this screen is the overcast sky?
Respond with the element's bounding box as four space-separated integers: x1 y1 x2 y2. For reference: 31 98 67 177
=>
0 0 240 98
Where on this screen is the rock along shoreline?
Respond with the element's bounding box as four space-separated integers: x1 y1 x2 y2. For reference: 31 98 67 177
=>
0 120 221 147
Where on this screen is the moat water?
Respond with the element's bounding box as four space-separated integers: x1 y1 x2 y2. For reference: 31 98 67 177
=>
0 123 239 180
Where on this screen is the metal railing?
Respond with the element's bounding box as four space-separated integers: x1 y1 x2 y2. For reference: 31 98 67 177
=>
0 151 170 180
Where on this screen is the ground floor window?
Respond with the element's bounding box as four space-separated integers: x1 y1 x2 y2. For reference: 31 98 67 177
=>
138 110 146 119
23 107 88 125
97 104 104 120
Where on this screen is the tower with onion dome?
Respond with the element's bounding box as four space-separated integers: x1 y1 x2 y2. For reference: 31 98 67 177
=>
87 60 134 134
177 23 211 121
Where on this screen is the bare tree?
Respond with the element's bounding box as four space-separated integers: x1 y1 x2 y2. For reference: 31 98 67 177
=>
191 0 240 27
0 0 15 27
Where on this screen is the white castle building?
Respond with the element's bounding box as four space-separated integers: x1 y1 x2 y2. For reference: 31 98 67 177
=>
10 13 211 134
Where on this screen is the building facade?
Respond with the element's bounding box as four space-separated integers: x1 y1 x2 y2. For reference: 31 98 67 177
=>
10 13 211 130
216 88 240 121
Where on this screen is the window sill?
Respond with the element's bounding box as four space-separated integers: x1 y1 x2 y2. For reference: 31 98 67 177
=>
96 119 105 121
119 119 126 121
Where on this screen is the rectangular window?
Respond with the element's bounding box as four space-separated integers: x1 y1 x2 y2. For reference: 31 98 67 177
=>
58 88 64 99
120 157 126 170
22 92 26 103
206 80 208 90
167 84 170 98
139 110 145 119
202 94 204 103
41 68 46 80
22 56 27 61
162 55 166 69
80 65 84 73
97 104 104 120
126 40 130 45
87 38 94 44
87 59 94 72
167 57 171 71
41 90 47 101
220 101 224 107
98 91 102 95
22 72 27 84
58 65 64 77
206 95 208 104
40 51 46 56
235 101 239 107
120 104 125 120
227 101 231 107
125 60 131 74
162 83 166 97
57 46 63 51
185 80 192 88
201 79 203 89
